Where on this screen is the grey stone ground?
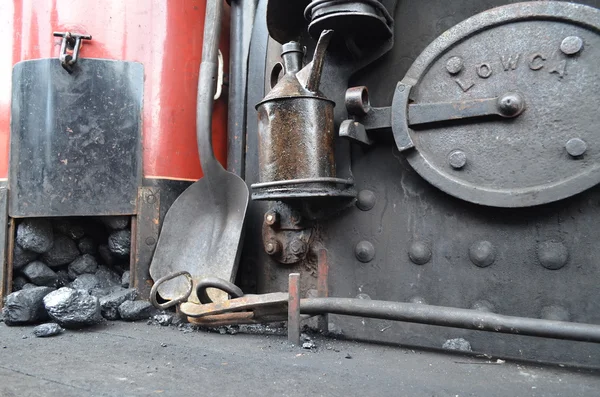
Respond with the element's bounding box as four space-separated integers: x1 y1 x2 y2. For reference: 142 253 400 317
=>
0 321 598 397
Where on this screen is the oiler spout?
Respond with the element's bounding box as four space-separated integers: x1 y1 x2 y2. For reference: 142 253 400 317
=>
305 30 334 93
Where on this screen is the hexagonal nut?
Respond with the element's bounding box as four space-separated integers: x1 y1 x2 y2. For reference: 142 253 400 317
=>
289 239 307 256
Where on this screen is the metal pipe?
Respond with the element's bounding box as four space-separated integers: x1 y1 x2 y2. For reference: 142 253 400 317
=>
299 298 600 343
227 0 257 177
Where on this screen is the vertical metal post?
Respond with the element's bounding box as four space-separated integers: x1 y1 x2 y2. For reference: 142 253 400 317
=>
288 272 301 345
316 249 329 332
132 187 161 299
0 187 10 307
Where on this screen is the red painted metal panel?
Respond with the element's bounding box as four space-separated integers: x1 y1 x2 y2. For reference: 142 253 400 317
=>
0 0 230 181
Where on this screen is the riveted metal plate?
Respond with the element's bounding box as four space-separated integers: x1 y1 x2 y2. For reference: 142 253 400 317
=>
395 2 600 207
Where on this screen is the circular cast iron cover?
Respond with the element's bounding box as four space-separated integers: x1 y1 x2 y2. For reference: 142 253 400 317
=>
395 2 600 208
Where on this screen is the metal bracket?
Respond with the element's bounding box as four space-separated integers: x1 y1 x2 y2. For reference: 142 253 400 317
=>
53 32 92 73
262 202 313 265
132 187 161 300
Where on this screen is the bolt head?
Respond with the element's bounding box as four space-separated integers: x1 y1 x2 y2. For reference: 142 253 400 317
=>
355 241 375 263
264 210 279 226
566 138 587 157
448 150 467 170
469 240 496 268
265 239 281 256
560 36 583 55
408 241 431 265
356 190 376 211
446 56 464 75
497 92 525 117
289 239 307 256
537 240 568 270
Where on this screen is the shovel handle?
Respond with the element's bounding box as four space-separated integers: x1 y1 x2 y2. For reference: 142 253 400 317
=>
150 271 194 310
196 277 244 304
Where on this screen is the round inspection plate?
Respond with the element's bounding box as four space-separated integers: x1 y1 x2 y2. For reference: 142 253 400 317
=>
395 2 600 208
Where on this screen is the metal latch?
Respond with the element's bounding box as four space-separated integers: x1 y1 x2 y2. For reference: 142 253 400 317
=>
53 32 92 73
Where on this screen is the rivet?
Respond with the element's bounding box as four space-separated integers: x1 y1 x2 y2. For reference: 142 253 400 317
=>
356 190 376 211
356 293 371 300
145 236 156 246
469 240 496 268
541 305 570 322
264 210 279 226
408 241 431 265
471 300 494 313
446 56 464 75
265 239 282 256
448 150 467 169
290 239 307 256
560 36 583 55
537 240 568 270
355 241 375 263
497 92 525 117
565 138 587 157
409 296 427 305
146 194 156 204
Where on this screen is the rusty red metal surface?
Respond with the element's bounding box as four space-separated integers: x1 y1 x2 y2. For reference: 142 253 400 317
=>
0 0 230 181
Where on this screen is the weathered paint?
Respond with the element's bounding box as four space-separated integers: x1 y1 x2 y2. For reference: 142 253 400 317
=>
0 0 230 181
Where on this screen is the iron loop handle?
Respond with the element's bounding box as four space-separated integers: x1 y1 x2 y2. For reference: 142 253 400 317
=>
150 271 194 310
196 277 244 304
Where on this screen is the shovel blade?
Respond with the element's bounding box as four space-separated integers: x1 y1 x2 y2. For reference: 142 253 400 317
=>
149 173 249 303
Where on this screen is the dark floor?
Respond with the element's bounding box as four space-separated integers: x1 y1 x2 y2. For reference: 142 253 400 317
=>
0 321 598 397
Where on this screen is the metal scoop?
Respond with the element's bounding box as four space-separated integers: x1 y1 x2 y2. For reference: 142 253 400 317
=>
149 0 249 304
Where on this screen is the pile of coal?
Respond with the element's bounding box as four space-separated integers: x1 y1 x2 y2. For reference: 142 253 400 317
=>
3 216 164 333
12 216 130 293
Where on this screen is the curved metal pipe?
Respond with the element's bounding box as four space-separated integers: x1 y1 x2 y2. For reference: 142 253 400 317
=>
300 298 600 343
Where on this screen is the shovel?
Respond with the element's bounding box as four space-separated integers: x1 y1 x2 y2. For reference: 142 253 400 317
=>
149 0 249 304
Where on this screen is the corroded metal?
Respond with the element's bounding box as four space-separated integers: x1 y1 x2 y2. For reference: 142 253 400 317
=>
393 1 600 208
253 30 354 200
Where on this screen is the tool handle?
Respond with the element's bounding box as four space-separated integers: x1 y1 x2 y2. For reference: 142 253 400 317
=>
197 0 224 176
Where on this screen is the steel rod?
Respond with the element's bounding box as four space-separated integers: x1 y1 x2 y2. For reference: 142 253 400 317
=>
288 273 301 345
300 298 600 343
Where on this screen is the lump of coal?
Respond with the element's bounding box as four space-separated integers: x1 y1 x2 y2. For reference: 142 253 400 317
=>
43 287 102 328
98 245 116 267
12 276 28 291
95 265 122 288
90 285 126 298
121 271 130 288
152 312 175 326
2 286 54 325
16 219 54 254
108 230 131 257
33 323 63 337
67 254 98 280
101 216 130 230
56 270 70 287
71 274 102 292
22 283 37 290
77 237 98 255
13 245 39 270
442 338 472 352
99 288 137 320
118 300 157 321
21 261 59 287
42 234 80 267
52 219 85 240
